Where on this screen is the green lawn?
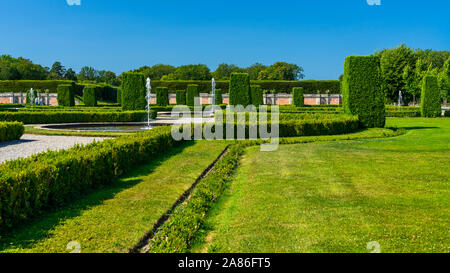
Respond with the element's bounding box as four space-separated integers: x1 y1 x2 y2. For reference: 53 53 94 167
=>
192 118 450 253
24 125 132 137
0 140 228 253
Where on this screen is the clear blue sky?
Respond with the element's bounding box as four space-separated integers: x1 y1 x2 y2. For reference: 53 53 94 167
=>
1 0 448 80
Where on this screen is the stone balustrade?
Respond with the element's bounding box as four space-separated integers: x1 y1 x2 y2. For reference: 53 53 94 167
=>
0 93 342 106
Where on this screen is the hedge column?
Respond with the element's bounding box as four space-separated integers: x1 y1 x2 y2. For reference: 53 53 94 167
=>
292 87 304 107
176 90 187 105
251 85 263 107
421 75 441 117
156 87 169 106
83 86 97 106
342 56 385 128
229 73 251 107
121 72 146 110
215 89 223 105
57 84 75 106
187 84 200 107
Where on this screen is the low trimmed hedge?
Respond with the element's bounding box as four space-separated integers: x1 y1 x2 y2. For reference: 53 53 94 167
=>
0 122 24 142
214 113 360 138
386 110 421 117
0 126 182 228
0 104 24 110
14 106 123 112
0 110 157 124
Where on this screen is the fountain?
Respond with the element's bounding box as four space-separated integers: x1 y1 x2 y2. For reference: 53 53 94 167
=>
142 77 153 130
28 88 36 107
210 78 217 116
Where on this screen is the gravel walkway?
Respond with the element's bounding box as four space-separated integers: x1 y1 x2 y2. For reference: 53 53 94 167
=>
0 134 107 163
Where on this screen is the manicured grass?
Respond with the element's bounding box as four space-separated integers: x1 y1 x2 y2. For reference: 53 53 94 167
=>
0 140 228 253
24 125 131 137
192 118 450 253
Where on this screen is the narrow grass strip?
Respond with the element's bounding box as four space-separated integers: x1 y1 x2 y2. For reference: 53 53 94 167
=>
24 125 130 137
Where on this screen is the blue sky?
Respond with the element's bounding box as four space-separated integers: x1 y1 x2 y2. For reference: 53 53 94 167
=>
0 0 448 80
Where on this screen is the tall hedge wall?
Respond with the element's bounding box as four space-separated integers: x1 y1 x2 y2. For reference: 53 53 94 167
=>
121 73 147 111
214 89 223 105
57 84 75 107
147 80 340 94
421 75 441 117
342 56 385 128
156 87 169 106
293 87 305 107
251 85 263 107
74 83 118 103
186 84 200 107
0 80 75 93
230 73 251 107
83 86 97 106
117 88 122 105
176 90 186 105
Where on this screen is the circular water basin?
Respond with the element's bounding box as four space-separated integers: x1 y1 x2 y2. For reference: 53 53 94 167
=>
39 123 167 132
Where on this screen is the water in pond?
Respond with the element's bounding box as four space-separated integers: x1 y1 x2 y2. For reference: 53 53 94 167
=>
68 125 155 132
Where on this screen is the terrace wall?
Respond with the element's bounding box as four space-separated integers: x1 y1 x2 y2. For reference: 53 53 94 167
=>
1 93 342 106
0 93 58 106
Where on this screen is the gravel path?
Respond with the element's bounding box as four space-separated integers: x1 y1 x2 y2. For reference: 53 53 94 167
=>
0 134 107 163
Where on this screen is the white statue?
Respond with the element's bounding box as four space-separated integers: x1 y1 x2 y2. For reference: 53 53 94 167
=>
398 91 404 106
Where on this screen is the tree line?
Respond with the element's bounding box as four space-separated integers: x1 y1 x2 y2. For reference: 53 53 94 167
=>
0 55 305 86
375 44 449 104
132 62 305 81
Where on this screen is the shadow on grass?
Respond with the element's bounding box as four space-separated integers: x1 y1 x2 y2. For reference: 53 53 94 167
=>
402 127 439 130
0 141 195 252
